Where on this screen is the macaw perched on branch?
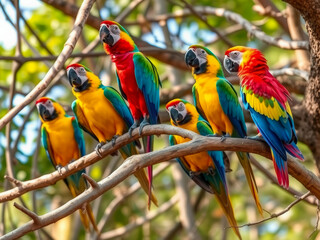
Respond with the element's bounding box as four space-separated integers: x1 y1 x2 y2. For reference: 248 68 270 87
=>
185 45 262 215
36 97 98 233
66 63 158 208
166 99 241 239
224 46 304 188
99 20 161 208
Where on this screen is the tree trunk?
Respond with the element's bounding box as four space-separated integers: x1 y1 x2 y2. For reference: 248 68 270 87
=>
285 0 320 171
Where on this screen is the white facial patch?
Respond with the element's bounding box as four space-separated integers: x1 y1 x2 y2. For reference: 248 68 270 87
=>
194 48 208 66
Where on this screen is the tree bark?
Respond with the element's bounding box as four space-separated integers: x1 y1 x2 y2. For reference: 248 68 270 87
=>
285 0 320 171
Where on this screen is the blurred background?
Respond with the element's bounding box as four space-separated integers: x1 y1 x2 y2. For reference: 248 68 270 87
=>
0 0 317 239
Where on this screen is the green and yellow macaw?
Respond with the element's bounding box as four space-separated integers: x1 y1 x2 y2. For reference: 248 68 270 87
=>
36 97 98 232
185 45 262 215
166 98 241 239
66 63 157 208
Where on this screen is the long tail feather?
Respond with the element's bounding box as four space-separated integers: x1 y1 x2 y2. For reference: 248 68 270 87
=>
271 149 289 189
143 135 154 210
236 152 263 216
284 142 304 161
120 142 157 209
78 204 99 234
206 174 241 239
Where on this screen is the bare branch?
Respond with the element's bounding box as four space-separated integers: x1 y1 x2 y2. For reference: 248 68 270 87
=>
4 175 22 187
99 195 179 239
82 173 99 189
13 202 41 225
231 191 311 228
0 0 96 130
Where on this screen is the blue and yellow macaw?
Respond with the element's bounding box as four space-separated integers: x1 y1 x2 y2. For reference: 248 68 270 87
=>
99 20 162 207
166 99 241 239
36 97 98 232
66 63 157 208
185 45 262 215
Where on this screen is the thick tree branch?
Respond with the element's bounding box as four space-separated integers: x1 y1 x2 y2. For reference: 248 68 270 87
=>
0 124 318 239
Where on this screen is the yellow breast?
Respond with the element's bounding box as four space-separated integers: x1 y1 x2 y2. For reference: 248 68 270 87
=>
76 88 127 142
44 117 81 167
194 75 233 135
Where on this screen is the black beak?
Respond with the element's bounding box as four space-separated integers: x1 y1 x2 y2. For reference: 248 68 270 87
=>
223 56 239 74
170 108 183 124
99 25 114 46
185 49 199 68
39 104 55 121
68 68 82 87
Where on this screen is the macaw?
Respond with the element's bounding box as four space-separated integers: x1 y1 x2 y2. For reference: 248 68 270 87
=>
166 98 241 239
66 63 157 208
224 46 304 188
36 97 98 232
99 20 161 207
185 45 262 215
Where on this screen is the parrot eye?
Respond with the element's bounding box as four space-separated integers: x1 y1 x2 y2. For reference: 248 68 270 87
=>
201 50 205 54
177 102 185 111
80 67 85 72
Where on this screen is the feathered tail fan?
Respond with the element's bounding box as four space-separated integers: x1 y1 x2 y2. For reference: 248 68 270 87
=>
271 149 289 189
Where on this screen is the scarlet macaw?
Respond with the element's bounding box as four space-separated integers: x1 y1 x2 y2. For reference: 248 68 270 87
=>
66 63 157 207
224 46 304 188
185 45 262 214
167 98 241 239
36 97 98 232
99 20 161 207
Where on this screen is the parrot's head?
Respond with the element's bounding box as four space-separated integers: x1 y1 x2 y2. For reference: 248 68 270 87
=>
99 20 137 54
185 45 224 76
166 99 194 126
66 63 94 92
224 46 267 74
36 97 63 122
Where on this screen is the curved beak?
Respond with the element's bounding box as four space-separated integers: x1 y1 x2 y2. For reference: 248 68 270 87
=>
38 104 54 121
99 25 114 46
223 56 239 74
185 49 199 68
67 68 82 87
170 108 183 124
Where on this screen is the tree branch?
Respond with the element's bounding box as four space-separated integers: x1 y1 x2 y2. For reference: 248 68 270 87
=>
0 0 96 130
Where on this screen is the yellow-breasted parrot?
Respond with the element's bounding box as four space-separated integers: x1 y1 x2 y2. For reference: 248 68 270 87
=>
99 20 161 207
66 63 158 208
36 97 98 232
224 46 304 188
166 98 241 239
185 45 262 215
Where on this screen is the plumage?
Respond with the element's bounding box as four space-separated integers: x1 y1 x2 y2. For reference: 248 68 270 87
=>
99 21 161 208
66 63 158 207
36 97 98 232
224 46 304 188
185 45 262 215
166 99 241 239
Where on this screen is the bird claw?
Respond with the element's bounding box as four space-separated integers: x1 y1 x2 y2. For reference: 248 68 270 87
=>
95 142 105 158
56 165 63 175
129 121 139 137
206 133 220 137
111 135 119 147
139 118 150 135
220 133 231 142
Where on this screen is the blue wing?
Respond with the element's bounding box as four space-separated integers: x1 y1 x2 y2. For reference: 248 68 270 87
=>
216 78 247 138
103 86 133 128
133 52 161 124
196 119 227 190
71 116 86 157
169 134 214 194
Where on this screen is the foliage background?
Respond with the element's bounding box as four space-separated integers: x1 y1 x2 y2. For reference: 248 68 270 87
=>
0 0 317 239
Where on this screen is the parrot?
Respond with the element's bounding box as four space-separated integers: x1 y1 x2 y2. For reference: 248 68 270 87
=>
223 46 304 188
66 63 158 208
166 98 241 239
185 45 262 215
36 97 98 232
99 20 161 207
